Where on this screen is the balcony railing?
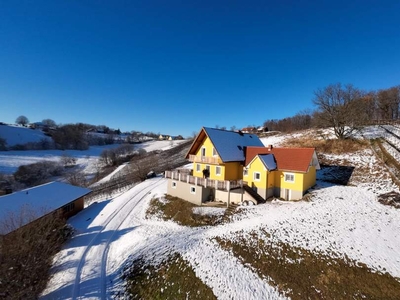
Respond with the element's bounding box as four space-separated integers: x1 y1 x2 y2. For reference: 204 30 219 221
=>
165 170 245 191
188 154 220 164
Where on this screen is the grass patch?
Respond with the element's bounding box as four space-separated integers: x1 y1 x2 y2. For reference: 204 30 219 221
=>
282 137 368 154
146 195 223 227
216 232 400 299
121 253 216 300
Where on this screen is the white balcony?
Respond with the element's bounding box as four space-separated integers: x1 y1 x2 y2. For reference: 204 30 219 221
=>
188 154 220 164
165 170 244 191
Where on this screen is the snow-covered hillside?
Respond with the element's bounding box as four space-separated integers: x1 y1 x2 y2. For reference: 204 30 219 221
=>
0 124 51 147
40 126 400 299
0 140 186 174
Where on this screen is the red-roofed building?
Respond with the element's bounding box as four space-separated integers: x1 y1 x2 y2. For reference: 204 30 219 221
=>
166 127 320 205
244 146 320 200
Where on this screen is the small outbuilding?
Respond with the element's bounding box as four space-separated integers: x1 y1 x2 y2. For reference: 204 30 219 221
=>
0 181 91 235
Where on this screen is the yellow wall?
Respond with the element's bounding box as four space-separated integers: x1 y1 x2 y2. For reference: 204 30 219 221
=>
223 162 243 180
192 136 242 180
302 166 316 190
246 157 314 193
194 137 221 160
273 171 304 192
245 156 276 190
193 162 242 180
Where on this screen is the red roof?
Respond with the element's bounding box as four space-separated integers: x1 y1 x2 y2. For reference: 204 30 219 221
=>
245 146 316 173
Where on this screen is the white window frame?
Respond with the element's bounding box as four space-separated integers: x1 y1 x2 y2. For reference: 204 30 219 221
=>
196 164 201 172
212 147 217 157
215 166 221 176
284 173 295 183
206 165 210 172
190 186 196 194
201 147 206 157
253 172 261 181
171 181 177 189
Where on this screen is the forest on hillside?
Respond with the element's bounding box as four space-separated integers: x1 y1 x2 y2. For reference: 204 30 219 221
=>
263 84 400 139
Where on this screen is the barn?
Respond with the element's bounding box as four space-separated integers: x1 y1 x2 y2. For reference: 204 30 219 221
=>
0 181 91 235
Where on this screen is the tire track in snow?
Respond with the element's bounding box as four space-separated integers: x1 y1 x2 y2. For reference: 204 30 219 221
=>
99 179 166 299
72 178 165 300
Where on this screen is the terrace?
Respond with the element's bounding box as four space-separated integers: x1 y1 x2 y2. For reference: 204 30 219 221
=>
164 170 245 191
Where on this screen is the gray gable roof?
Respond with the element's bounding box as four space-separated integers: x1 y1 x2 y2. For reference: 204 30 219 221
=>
259 154 277 171
203 127 264 162
0 181 91 235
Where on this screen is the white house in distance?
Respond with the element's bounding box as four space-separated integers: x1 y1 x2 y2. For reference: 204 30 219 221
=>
0 181 91 235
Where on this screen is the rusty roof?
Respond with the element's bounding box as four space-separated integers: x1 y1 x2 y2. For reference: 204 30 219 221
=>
245 146 317 173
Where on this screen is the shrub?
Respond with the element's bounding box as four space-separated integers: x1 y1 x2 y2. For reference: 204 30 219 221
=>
14 161 63 186
0 209 71 299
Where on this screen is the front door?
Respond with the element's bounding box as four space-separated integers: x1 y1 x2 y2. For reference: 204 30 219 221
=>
284 189 290 201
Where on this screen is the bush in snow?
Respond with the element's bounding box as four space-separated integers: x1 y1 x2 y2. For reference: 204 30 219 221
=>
14 161 63 187
0 208 71 299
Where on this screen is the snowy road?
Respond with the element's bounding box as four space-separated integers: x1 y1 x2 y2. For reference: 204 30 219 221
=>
41 150 400 299
41 178 166 299
41 177 285 300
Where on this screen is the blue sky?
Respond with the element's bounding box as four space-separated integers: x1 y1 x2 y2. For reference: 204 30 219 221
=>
1 0 399 137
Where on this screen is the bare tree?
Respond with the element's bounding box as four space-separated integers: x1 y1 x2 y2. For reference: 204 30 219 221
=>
377 86 400 120
0 207 71 299
130 154 159 182
313 83 367 139
60 153 77 167
15 115 29 126
65 171 88 187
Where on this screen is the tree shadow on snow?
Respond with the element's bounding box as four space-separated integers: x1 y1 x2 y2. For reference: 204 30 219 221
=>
316 164 355 186
41 226 139 300
68 200 112 231
68 226 139 249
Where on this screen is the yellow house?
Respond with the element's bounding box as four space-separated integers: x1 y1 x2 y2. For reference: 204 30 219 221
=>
166 127 320 204
186 127 265 181
244 146 320 200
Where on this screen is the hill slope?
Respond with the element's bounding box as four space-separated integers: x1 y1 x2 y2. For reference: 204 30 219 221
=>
40 126 400 299
0 125 50 147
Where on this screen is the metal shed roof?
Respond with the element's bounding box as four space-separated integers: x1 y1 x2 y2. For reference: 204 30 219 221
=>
0 181 91 235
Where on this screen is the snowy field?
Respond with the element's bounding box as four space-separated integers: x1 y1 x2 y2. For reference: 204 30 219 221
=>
0 140 186 174
0 124 51 146
40 126 400 299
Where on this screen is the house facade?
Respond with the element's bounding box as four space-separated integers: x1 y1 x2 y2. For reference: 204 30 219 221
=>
244 146 320 200
166 127 320 205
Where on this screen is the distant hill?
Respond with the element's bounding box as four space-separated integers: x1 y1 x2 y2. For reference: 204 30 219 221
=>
0 125 51 147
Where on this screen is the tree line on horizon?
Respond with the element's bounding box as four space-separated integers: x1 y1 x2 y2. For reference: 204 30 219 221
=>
0 118 162 151
263 83 400 139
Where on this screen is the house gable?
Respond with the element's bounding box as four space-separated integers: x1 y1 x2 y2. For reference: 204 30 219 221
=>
246 146 319 173
186 127 263 163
